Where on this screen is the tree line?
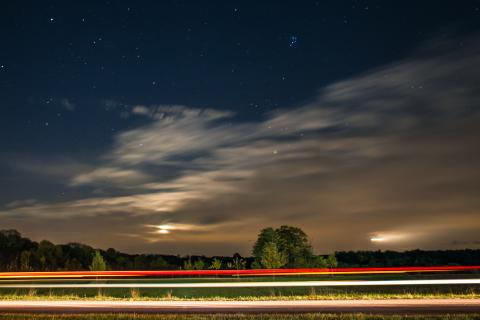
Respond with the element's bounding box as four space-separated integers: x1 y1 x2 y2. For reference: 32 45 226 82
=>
0 228 478 272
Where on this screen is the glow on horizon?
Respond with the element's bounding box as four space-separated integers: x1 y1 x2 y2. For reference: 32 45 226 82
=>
369 232 412 243
153 223 202 235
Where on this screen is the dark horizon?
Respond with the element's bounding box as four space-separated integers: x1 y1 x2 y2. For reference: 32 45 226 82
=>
6 226 480 257
2 228 480 268
1 1 480 255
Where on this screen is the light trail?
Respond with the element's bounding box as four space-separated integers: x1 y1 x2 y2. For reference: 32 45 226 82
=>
1 265 479 279
1 299 480 314
1 278 480 288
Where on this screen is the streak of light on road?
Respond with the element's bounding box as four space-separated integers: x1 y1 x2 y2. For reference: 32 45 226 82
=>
1 299 480 314
1 278 480 288
1 265 479 279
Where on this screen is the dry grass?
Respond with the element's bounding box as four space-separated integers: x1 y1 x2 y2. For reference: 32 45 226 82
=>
0 291 479 301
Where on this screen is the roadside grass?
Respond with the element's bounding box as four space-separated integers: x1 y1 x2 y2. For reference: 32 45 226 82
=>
1 313 480 320
0 287 479 301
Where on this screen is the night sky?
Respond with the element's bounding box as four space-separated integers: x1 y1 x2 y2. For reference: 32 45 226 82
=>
1 1 480 255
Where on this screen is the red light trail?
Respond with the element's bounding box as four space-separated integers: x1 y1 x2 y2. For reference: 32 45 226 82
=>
0 265 479 279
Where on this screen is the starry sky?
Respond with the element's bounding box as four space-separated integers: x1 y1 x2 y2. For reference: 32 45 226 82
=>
1 1 480 255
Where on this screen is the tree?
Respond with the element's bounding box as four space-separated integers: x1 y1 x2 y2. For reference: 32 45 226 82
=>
326 254 338 268
134 255 148 269
232 253 246 270
151 256 168 270
64 243 95 270
89 250 107 271
36 240 57 271
313 254 337 268
209 258 222 270
65 258 82 271
252 228 277 259
252 225 314 268
193 258 205 270
313 255 328 268
183 257 193 270
275 225 314 267
20 250 32 271
260 242 286 269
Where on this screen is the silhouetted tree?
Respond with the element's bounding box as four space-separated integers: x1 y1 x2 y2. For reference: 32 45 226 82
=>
1 229 479 271
326 254 338 268
183 257 193 270
252 226 315 268
90 250 107 271
209 258 222 270
150 256 168 270
193 258 205 270
232 253 246 270
261 242 287 269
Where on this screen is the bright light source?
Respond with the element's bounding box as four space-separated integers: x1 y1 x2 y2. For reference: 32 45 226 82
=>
157 224 175 230
147 222 205 236
156 224 175 234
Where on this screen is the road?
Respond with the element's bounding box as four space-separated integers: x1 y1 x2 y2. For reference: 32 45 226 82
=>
0 299 479 314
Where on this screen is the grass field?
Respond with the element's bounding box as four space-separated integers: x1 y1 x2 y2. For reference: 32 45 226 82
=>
0 285 479 301
1 274 479 300
1 313 480 320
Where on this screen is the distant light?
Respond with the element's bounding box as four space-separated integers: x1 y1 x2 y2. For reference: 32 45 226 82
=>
148 223 203 236
157 224 175 230
369 232 411 243
156 224 175 234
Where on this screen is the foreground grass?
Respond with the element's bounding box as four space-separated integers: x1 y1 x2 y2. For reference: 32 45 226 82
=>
1 314 480 320
0 291 479 301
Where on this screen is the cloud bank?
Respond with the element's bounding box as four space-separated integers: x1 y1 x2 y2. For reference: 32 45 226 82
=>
2 37 480 255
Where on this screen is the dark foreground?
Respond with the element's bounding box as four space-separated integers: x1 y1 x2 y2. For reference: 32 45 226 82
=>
1 314 480 320
0 299 479 314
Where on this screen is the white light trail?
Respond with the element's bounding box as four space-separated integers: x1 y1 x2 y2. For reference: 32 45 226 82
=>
1 279 479 288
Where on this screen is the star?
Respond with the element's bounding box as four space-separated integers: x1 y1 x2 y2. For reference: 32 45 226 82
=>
49 18 54 22
288 35 298 48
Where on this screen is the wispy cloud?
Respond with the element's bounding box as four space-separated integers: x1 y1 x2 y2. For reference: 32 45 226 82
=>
70 167 150 187
2 37 480 254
